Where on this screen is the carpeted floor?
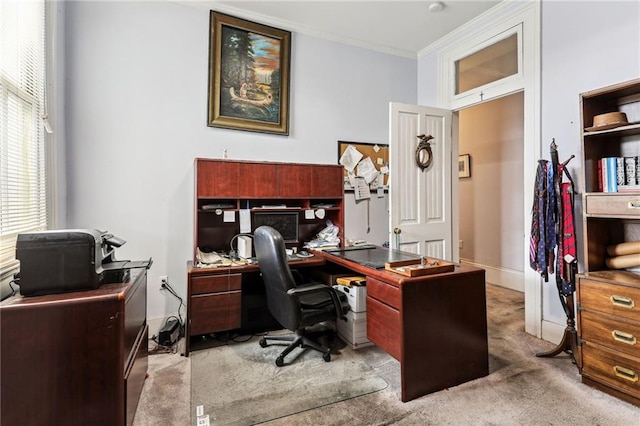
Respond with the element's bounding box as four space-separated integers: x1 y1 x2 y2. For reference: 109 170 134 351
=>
190 331 388 424
133 284 639 425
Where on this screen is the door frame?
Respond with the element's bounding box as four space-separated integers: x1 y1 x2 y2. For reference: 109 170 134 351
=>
435 2 543 338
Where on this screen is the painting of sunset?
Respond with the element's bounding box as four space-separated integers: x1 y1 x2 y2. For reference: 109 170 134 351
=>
219 25 282 124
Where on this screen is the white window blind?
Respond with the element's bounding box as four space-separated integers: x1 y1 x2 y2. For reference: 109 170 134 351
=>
0 0 48 277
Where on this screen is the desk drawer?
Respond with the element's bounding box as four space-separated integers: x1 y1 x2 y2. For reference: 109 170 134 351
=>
579 279 640 322
192 274 242 295
586 194 640 217
581 310 640 358
367 296 401 361
190 292 241 335
582 343 640 396
367 277 401 310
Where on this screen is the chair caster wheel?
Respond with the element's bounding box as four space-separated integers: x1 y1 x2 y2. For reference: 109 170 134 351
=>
323 352 331 362
276 357 285 367
259 338 267 348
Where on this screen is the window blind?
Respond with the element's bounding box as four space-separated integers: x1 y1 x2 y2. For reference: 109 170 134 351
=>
0 0 48 277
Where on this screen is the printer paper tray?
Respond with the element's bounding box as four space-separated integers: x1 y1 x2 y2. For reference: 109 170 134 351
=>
103 258 153 271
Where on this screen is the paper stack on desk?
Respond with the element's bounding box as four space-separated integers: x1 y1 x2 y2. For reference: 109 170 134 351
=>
304 220 340 250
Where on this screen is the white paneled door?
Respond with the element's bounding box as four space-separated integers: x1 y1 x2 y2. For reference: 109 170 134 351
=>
389 103 454 261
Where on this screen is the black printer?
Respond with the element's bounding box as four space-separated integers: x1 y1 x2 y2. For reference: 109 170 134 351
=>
15 229 152 296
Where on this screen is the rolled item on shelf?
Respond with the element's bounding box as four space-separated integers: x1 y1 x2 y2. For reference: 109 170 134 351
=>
605 253 640 269
606 240 640 257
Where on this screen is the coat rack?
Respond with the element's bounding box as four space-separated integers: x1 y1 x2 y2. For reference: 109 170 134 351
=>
531 140 578 361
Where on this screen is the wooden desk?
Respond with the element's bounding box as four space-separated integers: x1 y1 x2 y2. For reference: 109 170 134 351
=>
0 269 148 426
314 249 489 402
185 256 325 356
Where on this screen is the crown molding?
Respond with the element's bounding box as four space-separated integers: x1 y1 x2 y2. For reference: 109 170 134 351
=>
418 0 535 59
171 0 417 59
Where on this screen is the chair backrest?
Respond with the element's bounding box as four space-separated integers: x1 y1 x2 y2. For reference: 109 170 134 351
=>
253 226 301 330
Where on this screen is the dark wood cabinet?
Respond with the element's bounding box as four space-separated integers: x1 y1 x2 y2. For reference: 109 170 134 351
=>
577 78 640 406
187 159 344 355
193 158 345 259
0 269 148 425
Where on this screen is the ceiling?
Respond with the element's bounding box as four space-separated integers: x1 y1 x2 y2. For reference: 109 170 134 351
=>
195 1 504 58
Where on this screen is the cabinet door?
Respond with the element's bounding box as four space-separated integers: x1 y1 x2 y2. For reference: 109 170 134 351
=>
197 160 239 197
238 162 278 197
277 163 312 197
312 165 344 197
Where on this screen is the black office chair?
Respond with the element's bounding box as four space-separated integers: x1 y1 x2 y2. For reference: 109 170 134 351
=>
254 226 349 366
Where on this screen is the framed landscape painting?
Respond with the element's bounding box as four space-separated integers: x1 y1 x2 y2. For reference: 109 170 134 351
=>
208 11 291 135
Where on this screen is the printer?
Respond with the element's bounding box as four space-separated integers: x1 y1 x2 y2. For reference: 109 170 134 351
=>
15 229 152 296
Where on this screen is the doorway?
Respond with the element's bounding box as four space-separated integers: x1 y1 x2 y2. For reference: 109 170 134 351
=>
458 92 524 292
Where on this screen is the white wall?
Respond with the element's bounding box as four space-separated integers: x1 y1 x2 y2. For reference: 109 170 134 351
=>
540 0 640 324
62 1 416 325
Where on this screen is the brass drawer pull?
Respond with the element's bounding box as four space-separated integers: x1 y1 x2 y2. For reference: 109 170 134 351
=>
612 330 637 345
610 295 635 309
628 200 640 209
613 365 639 383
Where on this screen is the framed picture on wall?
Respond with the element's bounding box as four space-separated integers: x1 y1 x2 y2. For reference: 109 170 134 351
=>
207 11 291 135
459 154 471 178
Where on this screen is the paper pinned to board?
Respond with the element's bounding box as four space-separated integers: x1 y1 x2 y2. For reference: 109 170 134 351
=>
357 157 379 184
339 145 363 172
305 209 315 220
354 176 371 200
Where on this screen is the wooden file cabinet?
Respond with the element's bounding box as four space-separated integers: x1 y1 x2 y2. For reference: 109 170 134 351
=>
188 269 242 337
577 272 640 406
0 269 148 426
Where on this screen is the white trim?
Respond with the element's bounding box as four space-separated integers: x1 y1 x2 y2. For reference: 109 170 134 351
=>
541 319 566 346
461 259 524 293
436 1 542 338
419 0 534 59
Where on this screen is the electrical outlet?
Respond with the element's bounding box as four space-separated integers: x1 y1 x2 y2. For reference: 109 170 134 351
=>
159 275 168 289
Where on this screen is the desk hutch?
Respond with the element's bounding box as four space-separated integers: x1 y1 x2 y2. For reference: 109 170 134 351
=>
186 158 344 355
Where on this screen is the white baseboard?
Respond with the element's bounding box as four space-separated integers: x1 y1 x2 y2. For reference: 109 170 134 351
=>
460 259 524 292
541 319 566 346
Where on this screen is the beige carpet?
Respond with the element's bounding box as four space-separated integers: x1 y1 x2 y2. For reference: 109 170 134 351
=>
134 284 640 425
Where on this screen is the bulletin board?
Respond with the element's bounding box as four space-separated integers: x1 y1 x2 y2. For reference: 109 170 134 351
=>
337 141 389 191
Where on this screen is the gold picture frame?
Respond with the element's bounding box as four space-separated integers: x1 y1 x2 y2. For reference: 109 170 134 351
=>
207 11 291 135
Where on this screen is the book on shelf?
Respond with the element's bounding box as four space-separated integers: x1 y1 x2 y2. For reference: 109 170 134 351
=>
616 157 625 186
598 156 640 192
624 156 637 185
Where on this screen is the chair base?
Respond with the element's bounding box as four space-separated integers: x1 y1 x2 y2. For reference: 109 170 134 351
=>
259 327 334 366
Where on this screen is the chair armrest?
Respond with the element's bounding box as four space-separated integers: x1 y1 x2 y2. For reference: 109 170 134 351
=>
287 284 347 320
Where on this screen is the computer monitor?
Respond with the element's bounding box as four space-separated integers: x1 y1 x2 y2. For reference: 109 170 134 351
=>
253 212 299 243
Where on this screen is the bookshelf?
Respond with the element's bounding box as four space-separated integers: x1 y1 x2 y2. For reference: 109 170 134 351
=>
577 78 640 407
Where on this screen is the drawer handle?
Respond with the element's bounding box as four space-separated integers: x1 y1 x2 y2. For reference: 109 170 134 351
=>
613 365 639 383
610 295 635 309
612 330 637 345
628 201 640 209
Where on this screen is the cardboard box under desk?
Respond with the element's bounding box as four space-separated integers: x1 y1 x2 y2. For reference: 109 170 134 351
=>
333 284 366 313
336 311 373 350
